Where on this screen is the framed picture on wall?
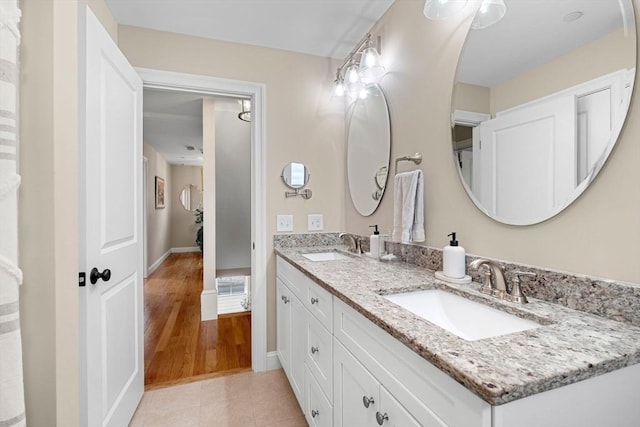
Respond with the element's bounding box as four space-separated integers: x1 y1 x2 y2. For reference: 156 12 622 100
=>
155 176 165 209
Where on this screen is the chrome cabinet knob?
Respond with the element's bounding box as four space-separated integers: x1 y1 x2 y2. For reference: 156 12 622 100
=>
376 412 389 425
282 296 290 304
310 297 319 304
311 409 319 418
311 346 319 354
362 395 375 408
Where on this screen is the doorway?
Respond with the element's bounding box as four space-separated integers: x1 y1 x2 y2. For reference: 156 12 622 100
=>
138 68 268 385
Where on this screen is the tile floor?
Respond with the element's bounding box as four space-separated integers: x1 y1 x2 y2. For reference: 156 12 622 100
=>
130 369 307 427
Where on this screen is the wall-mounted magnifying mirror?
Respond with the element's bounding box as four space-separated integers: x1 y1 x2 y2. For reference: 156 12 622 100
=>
452 0 636 225
347 84 391 216
282 162 312 199
282 162 310 188
179 184 202 211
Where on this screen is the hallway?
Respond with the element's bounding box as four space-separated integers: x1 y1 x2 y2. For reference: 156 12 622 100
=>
144 252 251 388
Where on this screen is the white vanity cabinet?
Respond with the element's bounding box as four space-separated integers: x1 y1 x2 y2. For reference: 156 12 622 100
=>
333 297 491 427
276 277 305 404
276 257 335 425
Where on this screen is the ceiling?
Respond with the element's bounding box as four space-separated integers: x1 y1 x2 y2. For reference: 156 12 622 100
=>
457 0 635 87
105 0 395 59
143 89 245 165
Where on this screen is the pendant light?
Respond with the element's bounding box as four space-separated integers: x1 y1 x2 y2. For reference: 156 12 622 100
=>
471 0 506 29
238 99 251 122
423 0 468 20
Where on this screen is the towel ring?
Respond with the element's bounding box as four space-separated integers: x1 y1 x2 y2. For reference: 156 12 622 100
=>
395 153 422 172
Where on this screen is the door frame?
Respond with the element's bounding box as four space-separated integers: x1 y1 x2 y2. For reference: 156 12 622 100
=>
136 67 268 372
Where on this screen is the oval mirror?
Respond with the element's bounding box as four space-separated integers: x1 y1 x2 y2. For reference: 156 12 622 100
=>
452 0 636 225
347 84 391 216
179 184 201 211
281 162 310 189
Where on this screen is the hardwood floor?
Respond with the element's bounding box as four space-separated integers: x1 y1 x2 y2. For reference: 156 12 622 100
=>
144 252 251 390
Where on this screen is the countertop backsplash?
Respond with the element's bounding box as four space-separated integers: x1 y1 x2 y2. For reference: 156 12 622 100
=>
274 232 640 327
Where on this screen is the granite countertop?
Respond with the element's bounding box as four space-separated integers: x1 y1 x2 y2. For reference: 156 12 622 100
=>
275 245 640 406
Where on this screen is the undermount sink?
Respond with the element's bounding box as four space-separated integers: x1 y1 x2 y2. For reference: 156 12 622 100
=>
301 251 351 261
383 289 541 341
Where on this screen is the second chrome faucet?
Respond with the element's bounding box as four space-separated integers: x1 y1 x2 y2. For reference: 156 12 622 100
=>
469 259 534 304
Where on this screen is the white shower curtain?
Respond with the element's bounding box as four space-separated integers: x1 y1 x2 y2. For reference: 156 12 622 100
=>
0 1 26 426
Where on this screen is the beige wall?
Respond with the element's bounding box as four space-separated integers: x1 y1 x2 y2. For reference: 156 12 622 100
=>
19 1 117 426
170 165 202 248
118 26 345 349
143 143 172 267
491 28 636 113
453 82 490 113
347 0 640 284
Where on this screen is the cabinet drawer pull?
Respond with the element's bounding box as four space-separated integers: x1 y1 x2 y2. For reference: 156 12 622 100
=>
310 297 319 304
311 346 319 354
376 412 389 425
311 409 319 418
283 296 290 304
362 395 375 408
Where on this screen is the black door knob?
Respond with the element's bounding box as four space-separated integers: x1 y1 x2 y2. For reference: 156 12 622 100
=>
90 268 111 285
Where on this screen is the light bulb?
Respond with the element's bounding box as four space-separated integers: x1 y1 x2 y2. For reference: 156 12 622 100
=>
333 79 345 97
358 87 368 99
471 0 506 29
358 46 386 84
344 63 362 95
423 0 468 20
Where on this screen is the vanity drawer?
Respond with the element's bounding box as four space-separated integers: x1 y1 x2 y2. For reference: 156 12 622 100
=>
277 256 308 300
306 312 333 401
306 366 333 427
305 279 333 332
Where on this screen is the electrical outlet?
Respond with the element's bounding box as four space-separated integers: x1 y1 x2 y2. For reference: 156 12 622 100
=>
276 214 294 232
307 214 323 231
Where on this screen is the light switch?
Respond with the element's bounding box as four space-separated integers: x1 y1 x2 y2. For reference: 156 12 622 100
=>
277 214 294 232
307 214 323 231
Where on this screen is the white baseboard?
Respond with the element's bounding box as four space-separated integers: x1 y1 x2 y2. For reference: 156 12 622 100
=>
172 246 200 253
267 351 282 370
201 289 218 321
147 249 171 275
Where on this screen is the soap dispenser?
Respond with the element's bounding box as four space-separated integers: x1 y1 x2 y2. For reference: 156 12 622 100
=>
435 232 471 284
369 225 381 259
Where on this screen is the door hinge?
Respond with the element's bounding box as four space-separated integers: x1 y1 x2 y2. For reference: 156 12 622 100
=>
79 272 86 287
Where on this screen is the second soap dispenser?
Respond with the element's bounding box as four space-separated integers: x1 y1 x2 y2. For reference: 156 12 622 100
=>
369 225 381 259
435 232 472 284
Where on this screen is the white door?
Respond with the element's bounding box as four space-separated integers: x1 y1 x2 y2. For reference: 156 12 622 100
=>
476 96 576 224
79 6 144 427
276 279 291 372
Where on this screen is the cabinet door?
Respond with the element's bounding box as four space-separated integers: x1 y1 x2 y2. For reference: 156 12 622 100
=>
377 386 424 427
334 340 378 427
289 293 306 406
276 278 291 372
306 367 333 427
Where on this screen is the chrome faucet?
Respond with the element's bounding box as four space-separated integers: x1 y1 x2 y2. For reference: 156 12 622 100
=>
339 232 362 254
469 259 534 304
469 258 508 299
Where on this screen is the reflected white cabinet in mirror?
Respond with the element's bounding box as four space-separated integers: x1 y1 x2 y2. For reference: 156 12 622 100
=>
452 0 636 225
179 184 201 211
347 84 391 216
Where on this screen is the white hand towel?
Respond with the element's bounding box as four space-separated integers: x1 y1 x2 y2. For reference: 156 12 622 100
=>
392 170 425 243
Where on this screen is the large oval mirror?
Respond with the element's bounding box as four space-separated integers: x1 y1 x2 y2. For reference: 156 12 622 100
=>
179 184 201 211
347 84 391 216
452 0 636 225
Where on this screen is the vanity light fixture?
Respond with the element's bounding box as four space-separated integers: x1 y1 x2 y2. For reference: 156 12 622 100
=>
423 0 468 20
471 0 506 29
332 33 386 99
238 99 251 122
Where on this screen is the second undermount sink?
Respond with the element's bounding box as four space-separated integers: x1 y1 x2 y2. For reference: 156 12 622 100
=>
302 251 351 261
383 289 541 341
